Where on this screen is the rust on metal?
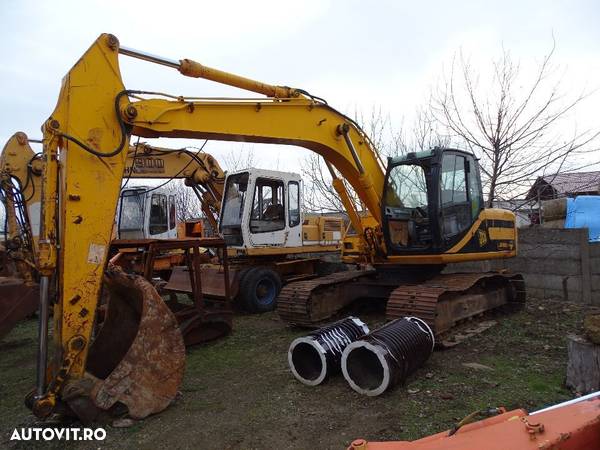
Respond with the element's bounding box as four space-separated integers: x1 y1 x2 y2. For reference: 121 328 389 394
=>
166 265 243 299
111 237 233 347
277 269 376 326
386 272 526 337
0 277 39 339
67 264 186 421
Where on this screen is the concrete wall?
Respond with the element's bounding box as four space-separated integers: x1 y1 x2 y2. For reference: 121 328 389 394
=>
446 227 599 305
591 241 600 303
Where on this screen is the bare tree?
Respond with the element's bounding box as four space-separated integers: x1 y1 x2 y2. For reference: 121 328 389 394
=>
431 43 599 206
221 145 256 172
301 106 446 213
165 180 203 221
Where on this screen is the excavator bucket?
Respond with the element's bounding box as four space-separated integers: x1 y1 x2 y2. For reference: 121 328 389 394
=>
61 265 185 422
0 277 39 340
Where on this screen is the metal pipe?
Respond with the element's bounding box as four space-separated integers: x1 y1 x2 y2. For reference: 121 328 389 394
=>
119 45 180 69
288 317 369 386
35 276 50 397
324 160 338 179
119 45 297 98
337 124 365 174
325 160 364 236
342 317 434 396
531 391 600 415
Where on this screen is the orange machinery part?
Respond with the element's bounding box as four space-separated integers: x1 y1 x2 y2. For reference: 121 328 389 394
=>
349 392 600 450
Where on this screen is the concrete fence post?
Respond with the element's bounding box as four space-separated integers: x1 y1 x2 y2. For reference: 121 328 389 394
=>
580 229 592 304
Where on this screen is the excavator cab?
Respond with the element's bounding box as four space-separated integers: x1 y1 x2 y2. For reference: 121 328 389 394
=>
220 169 303 250
382 148 490 255
116 187 178 240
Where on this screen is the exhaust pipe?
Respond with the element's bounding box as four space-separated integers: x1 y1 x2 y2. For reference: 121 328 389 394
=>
342 317 434 396
288 317 368 386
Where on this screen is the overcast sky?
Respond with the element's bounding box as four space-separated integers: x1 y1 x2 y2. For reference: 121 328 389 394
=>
2 0 599 175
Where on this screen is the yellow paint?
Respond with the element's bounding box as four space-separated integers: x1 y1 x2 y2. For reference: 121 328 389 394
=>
447 209 516 254
128 97 385 228
0 133 42 282
488 227 515 241
384 249 516 265
41 34 127 377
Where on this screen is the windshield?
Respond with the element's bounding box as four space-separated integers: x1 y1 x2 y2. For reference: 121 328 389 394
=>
119 190 145 233
385 164 428 209
221 172 249 228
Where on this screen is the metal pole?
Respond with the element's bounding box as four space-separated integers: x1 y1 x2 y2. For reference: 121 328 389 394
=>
35 276 50 397
324 160 338 179
118 46 180 69
531 391 600 415
119 45 297 98
337 124 365 174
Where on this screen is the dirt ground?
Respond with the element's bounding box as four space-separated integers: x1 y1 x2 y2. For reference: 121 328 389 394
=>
0 297 588 449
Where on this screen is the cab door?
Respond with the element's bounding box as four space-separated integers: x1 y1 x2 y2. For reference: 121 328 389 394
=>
247 177 287 247
146 192 173 239
439 152 483 249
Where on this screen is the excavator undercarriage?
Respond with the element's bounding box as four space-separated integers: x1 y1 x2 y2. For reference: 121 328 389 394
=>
277 268 526 340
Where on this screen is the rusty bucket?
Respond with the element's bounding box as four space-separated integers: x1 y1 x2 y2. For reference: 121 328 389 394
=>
63 266 185 422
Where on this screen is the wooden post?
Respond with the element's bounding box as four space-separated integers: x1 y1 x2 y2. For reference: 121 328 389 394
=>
566 334 600 394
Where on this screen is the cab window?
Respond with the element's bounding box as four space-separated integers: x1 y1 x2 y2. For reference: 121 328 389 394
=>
467 156 483 219
288 181 300 227
119 190 145 236
149 193 168 235
440 154 470 238
383 163 431 249
169 195 176 230
250 178 285 233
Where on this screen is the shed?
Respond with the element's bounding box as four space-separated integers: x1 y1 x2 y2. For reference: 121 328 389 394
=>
526 171 600 201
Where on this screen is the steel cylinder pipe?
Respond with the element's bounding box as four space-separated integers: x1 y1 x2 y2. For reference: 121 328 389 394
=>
341 317 434 396
288 317 369 386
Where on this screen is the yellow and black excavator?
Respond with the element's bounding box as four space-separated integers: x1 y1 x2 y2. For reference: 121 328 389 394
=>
25 34 523 422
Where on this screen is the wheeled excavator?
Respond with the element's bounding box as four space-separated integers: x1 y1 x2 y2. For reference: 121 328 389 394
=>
25 34 523 422
0 132 343 340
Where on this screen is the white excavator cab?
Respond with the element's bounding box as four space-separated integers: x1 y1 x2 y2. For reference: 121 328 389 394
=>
116 186 178 240
220 169 303 250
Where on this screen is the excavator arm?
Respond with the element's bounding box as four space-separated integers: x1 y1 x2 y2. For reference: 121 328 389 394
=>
0 133 42 339
123 142 224 231
29 33 385 420
0 134 225 265
0 133 43 277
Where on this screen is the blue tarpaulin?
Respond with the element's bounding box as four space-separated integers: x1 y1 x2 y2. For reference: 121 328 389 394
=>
564 196 600 242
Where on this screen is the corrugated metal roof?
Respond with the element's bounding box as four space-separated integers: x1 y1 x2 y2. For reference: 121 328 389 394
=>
540 171 600 195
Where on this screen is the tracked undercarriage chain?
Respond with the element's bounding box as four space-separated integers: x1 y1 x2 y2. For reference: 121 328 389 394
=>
277 269 375 327
386 272 526 337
